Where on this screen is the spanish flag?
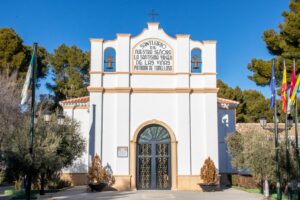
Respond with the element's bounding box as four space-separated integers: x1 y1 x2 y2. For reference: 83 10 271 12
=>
281 60 288 113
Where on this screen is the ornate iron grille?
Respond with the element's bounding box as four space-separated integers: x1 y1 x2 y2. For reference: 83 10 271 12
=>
137 125 171 189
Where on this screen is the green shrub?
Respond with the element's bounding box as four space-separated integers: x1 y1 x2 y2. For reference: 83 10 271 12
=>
231 174 239 186
48 179 71 189
0 170 5 185
56 179 71 189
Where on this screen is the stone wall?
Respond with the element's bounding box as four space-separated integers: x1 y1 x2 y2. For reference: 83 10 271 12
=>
61 173 88 186
236 123 300 138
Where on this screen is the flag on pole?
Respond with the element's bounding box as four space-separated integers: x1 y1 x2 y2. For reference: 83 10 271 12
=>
20 51 35 105
281 60 288 113
287 61 297 113
289 75 300 107
290 63 296 97
270 60 276 109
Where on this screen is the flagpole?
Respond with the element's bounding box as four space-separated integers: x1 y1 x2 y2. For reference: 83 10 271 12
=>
26 43 37 200
293 58 300 200
284 59 291 200
295 93 300 199
273 59 282 200
274 94 282 200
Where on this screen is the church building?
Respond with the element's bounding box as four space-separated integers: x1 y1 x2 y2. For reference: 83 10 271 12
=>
60 23 239 191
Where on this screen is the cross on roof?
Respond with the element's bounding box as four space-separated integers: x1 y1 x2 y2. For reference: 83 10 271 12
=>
148 9 159 22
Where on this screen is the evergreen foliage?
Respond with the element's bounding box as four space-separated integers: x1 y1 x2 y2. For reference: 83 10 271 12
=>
87 154 115 186
0 28 48 82
200 157 217 184
248 2 300 86
226 131 296 189
217 80 272 122
49 44 90 102
2 112 85 192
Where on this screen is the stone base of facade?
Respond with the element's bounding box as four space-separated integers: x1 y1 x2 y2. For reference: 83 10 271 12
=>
62 173 208 191
112 175 132 191
61 173 88 186
177 175 202 191
61 173 131 191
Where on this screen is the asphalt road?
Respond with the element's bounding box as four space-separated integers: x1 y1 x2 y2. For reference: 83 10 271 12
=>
41 186 264 200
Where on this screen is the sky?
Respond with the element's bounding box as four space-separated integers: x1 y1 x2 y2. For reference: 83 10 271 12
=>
0 0 290 98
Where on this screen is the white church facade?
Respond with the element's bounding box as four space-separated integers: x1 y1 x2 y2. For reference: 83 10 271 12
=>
60 23 239 191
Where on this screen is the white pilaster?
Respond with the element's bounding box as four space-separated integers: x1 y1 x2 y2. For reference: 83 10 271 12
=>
116 34 131 72
176 35 190 73
176 93 191 175
115 93 130 175
89 39 104 158
202 41 217 73
90 39 103 72
90 39 103 87
204 93 219 169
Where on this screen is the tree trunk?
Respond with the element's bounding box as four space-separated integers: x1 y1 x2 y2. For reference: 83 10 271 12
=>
40 173 45 195
263 179 269 197
260 178 263 194
25 173 32 200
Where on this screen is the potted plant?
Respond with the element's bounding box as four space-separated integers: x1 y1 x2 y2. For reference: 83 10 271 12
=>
199 157 218 192
87 154 115 192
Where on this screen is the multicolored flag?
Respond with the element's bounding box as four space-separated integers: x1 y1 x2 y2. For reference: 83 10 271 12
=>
287 61 297 113
20 51 35 105
289 75 300 108
281 60 288 113
270 60 276 109
290 63 296 97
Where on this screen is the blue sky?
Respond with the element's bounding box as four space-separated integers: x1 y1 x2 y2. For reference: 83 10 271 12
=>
0 0 289 97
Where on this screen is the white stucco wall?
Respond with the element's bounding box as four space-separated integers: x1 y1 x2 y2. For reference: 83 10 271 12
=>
63 22 223 181
88 22 219 177
63 107 90 173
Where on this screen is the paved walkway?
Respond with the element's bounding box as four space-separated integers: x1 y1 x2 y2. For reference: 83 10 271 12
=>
41 186 264 200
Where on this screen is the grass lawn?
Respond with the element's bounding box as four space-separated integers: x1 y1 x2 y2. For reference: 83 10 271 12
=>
4 189 39 199
271 193 298 200
232 186 261 194
233 186 297 200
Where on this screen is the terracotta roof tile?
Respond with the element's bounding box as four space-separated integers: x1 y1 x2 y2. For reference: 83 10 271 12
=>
217 97 239 105
59 96 239 107
60 96 89 105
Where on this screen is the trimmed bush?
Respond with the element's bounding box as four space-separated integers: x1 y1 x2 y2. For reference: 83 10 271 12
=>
87 154 115 186
200 157 217 184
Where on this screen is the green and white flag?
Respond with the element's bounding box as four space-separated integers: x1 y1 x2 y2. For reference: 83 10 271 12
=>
20 52 35 105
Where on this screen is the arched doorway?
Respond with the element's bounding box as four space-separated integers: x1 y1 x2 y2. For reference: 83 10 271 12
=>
136 125 171 189
130 119 177 190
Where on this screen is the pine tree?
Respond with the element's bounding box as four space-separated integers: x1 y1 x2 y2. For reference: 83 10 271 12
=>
217 80 273 122
49 44 90 102
248 2 300 86
0 28 48 82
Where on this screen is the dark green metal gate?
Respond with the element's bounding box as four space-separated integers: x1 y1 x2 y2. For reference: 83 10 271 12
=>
136 125 171 190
